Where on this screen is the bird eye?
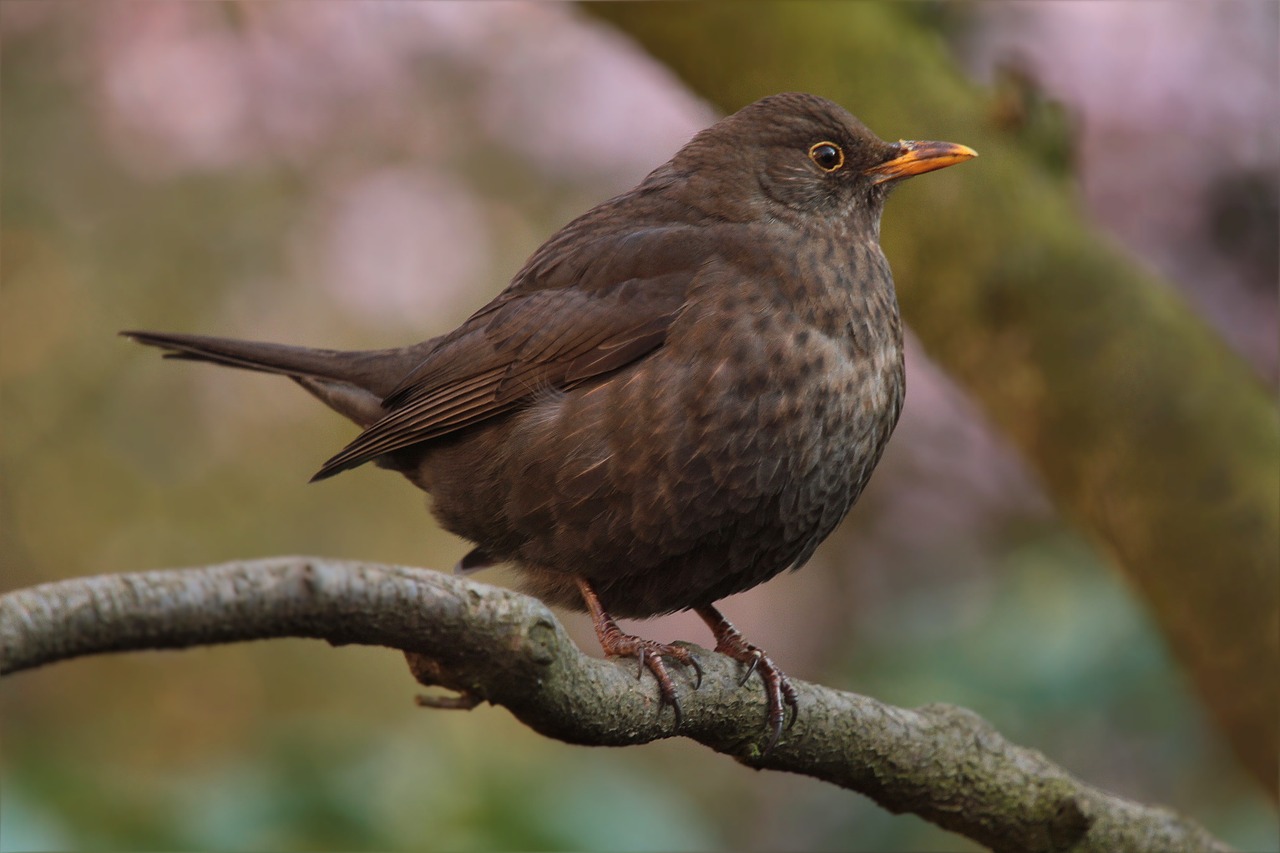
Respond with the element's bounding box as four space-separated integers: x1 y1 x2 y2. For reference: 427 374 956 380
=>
808 142 844 172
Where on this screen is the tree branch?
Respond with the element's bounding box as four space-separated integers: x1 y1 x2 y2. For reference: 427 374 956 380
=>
2 558 1229 853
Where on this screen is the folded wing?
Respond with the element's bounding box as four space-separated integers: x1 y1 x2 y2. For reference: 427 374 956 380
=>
311 225 713 480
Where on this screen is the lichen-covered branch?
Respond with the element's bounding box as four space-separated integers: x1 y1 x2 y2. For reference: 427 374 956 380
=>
2 558 1229 853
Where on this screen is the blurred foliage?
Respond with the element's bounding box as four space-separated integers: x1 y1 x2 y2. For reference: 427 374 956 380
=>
1 4 1276 853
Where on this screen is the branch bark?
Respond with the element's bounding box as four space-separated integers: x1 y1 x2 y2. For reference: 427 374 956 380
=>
2 558 1230 853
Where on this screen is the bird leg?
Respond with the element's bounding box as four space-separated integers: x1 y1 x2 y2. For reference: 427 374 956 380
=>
695 604 799 754
575 577 702 730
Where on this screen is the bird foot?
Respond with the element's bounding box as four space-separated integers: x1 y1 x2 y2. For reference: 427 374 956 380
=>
696 605 799 755
597 627 703 729
576 578 702 730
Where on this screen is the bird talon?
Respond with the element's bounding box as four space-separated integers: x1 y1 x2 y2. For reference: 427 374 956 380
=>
688 653 704 690
578 578 697 733
739 649 762 686
783 682 801 731
636 646 686 729
763 720 784 756
697 605 799 754
660 686 685 730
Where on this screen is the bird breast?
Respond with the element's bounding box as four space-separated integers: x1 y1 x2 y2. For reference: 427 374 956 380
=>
480 233 905 616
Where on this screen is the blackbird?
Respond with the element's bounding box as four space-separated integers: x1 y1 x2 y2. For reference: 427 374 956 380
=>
125 93 975 751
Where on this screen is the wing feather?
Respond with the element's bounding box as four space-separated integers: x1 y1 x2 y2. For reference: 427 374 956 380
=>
312 225 716 481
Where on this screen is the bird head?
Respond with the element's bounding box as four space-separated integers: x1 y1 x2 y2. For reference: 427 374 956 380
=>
668 92 976 231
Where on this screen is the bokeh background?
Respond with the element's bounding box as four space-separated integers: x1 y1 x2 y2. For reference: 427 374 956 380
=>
2 3 1276 851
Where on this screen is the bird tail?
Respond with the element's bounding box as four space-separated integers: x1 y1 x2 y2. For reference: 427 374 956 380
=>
124 330 346 377
121 330 427 429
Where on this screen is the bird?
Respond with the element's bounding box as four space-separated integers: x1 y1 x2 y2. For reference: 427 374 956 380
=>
124 92 976 753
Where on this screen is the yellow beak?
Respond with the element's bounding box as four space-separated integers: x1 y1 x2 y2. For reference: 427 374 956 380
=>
863 140 978 184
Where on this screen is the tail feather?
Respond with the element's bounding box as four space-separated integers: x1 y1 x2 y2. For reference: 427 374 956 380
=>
124 331 359 380
122 330 434 435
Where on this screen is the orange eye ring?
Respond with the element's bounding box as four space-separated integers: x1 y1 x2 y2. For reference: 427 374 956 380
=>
808 141 844 172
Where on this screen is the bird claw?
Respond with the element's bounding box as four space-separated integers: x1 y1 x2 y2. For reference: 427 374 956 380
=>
729 644 797 755
686 647 705 690
577 578 702 732
609 637 702 729
739 649 761 686
697 606 799 756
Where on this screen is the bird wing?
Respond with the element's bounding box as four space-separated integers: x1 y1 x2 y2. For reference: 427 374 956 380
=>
311 225 711 480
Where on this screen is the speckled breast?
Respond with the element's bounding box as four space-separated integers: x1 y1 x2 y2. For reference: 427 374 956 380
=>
501 238 906 617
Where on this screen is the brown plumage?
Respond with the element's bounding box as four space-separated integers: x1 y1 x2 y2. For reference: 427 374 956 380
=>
125 93 975 751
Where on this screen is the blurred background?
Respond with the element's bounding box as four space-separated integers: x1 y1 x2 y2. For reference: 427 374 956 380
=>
2 3 1276 851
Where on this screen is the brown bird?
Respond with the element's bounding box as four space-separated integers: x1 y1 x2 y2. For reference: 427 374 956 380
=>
125 93 975 752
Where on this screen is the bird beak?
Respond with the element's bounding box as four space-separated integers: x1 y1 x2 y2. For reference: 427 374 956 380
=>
863 140 978 185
